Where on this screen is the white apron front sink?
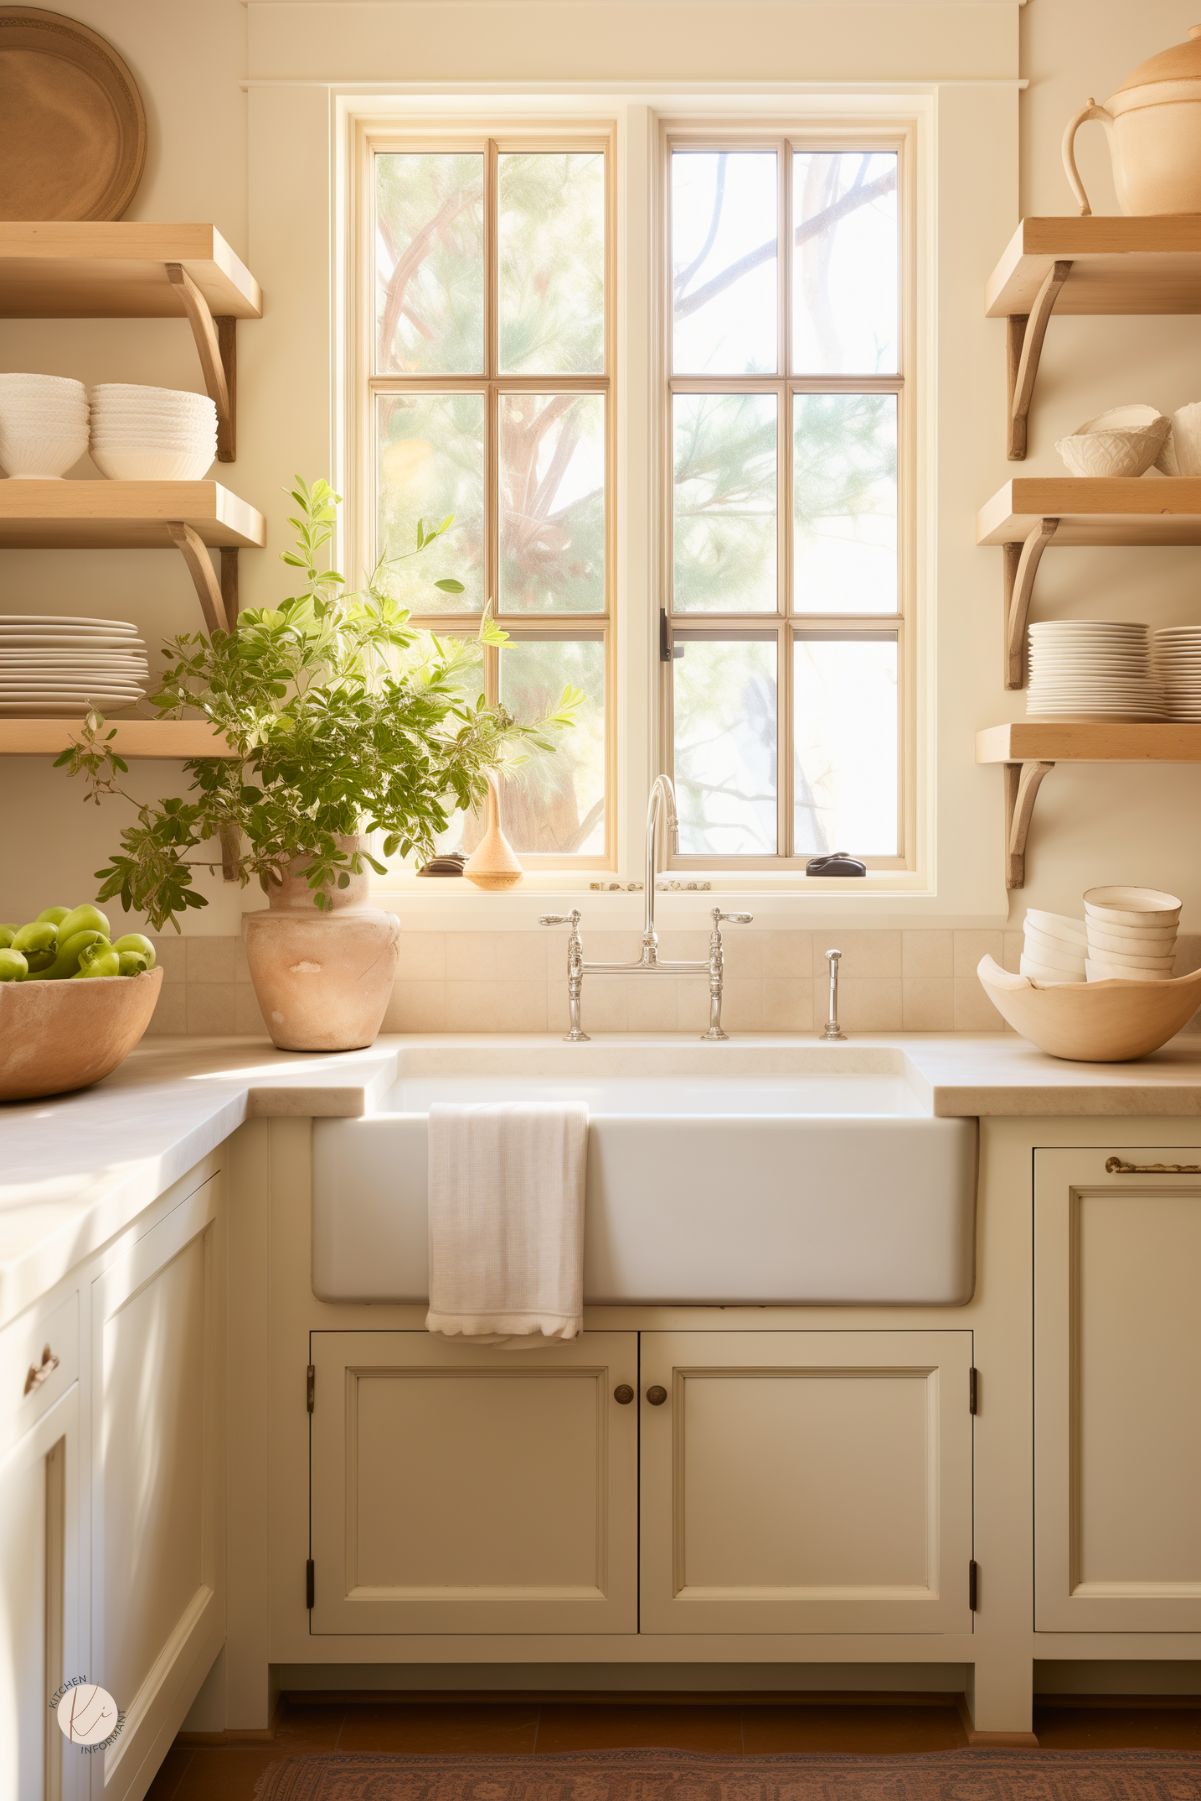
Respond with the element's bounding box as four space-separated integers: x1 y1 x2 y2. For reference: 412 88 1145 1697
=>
311 1041 978 1306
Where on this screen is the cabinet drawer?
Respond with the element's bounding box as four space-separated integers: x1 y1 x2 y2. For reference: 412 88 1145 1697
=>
0 1285 78 1455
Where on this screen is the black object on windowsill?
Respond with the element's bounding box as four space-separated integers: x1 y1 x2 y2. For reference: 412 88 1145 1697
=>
417 853 467 878
805 852 867 877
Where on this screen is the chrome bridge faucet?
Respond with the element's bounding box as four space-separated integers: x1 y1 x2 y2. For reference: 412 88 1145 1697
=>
541 775 753 1042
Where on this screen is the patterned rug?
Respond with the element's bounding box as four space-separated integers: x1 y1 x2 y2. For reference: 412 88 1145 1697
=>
253 1746 1201 1801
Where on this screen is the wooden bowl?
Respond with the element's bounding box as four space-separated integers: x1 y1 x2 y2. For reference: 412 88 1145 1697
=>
0 967 162 1102
977 955 1201 1062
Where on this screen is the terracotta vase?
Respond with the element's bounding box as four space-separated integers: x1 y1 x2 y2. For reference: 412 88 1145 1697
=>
463 777 523 891
242 835 400 1051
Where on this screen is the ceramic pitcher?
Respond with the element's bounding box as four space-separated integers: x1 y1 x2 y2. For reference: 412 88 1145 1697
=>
1063 24 1201 215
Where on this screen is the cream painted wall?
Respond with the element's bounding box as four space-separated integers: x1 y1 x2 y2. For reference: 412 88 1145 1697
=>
1 0 1198 947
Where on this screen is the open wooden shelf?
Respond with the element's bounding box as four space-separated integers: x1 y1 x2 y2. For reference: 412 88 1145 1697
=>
0 719 234 758
0 479 264 549
986 219 1201 460
979 477 1201 546
977 722 1201 888
0 222 261 318
0 222 261 462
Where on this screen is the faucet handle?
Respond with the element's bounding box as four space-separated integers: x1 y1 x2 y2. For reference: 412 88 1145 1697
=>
539 910 582 928
712 908 753 927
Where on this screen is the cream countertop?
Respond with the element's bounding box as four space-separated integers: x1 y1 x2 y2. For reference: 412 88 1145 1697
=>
1 1032 1200 1331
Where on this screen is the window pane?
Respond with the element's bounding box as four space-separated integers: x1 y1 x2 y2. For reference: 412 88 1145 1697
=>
499 638 606 855
672 151 778 376
375 393 485 612
499 152 605 375
793 393 897 615
793 636 898 855
375 153 484 375
673 393 776 614
792 150 898 375
499 393 605 614
673 638 777 855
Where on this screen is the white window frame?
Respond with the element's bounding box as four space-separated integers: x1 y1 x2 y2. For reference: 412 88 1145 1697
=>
338 92 934 913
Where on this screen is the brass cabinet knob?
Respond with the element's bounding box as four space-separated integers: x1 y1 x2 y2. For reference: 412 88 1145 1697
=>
613 1383 634 1405
645 1384 668 1406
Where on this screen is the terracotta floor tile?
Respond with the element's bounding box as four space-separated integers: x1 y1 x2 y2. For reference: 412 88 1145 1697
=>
172 1745 317 1800
535 1703 744 1753
742 1703 967 1753
1034 1706 1201 1750
337 1703 540 1754
143 1744 194 1800
272 1699 346 1751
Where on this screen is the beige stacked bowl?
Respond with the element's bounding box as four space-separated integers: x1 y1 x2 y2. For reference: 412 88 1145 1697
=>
1083 886 1180 982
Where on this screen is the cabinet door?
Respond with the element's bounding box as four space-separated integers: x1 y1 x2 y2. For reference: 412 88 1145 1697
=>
0 1386 83 1801
309 1331 637 1634
1035 1148 1201 1633
90 1177 225 1798
640 1331 973 1635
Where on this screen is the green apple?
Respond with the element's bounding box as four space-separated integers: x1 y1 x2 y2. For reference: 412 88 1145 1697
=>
55 904 110 944
0 925 16 950
117 951 151 977
11 920 58 972
36 906 71 926
73 943 121 979
42 928 108 981
0 948 28 981
112 933 156 970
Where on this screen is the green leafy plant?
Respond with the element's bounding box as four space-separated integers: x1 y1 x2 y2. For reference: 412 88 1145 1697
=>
57 478 579 929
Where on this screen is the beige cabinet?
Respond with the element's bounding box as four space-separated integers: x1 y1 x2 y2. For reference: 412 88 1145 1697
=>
308 1330 637 1634
0 1384 83 1801
639 1331 974 1635
1035 1149 1201 1633
89 1175 225 1798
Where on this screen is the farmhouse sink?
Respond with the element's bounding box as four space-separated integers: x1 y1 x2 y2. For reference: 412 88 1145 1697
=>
312 1041 978 1306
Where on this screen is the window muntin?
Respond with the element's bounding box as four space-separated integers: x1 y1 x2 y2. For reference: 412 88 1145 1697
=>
366 134 613 865
664 134 907 868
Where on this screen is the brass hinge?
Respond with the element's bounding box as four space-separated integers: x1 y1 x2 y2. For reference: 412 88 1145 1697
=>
969 1367 979 1414
969 1559 979 1612
305 1558 315 1610
306 1363 315 1413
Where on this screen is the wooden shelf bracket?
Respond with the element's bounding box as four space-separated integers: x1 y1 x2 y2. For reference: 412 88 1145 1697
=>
1003 516 1059 688
1006 259 1072 460
166 261 236 462
168 523 239 633
1003 759 1054 889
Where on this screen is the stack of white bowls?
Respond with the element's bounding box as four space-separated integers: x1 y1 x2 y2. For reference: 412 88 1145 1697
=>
1083 886 1180 982
1021 909 1087 985
89 384 217 481
0 374 89 478
1153 627 1201 721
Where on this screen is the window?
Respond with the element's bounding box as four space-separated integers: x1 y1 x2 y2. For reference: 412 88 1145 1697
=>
663 133 908 867
362 132 613 863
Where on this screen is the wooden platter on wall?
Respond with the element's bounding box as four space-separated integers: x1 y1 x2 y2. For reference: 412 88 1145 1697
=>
0 6 147 221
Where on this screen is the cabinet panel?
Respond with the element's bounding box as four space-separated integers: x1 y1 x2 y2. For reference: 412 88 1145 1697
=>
640 1331 973 1635
1035 1149 1201 1633
0 1385 83 1801
309 1331 637 1634
90 1176 225 1797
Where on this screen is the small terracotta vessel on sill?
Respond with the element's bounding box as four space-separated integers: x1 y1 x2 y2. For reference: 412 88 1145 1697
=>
242 833 399 1051
463 777 523 891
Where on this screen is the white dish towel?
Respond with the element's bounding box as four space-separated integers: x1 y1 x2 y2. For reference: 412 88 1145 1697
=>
425 1102 589 1346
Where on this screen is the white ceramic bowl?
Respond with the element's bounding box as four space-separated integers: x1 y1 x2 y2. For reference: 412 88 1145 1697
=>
1085 919 1178 953
1156 401 1201 477
90 384 215 414
1055 405 1170 478
0 373 87 399
1086 942 1177 971
0 425 90 477
1020 955 1078 986
1083 884 1182 926
90 443 215 481
1022 930 1086 974
1085 957 1174 984
91 422 216 445
1023 909 1087 945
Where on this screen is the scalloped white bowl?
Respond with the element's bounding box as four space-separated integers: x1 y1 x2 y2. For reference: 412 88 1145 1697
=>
1156 402 1201 477
0 426 90 477
91 443 214 481
1056 405 1170 478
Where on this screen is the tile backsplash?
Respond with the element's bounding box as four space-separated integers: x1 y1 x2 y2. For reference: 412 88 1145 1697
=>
145 927 1201 1037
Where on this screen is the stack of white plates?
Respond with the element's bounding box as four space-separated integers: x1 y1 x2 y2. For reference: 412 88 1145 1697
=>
0 373 89 479
1083 885 1181 982
89 384 217 481
1020 908 1087 985
1153 627 1201 721
1026 621 1165 721
0 615 148 715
